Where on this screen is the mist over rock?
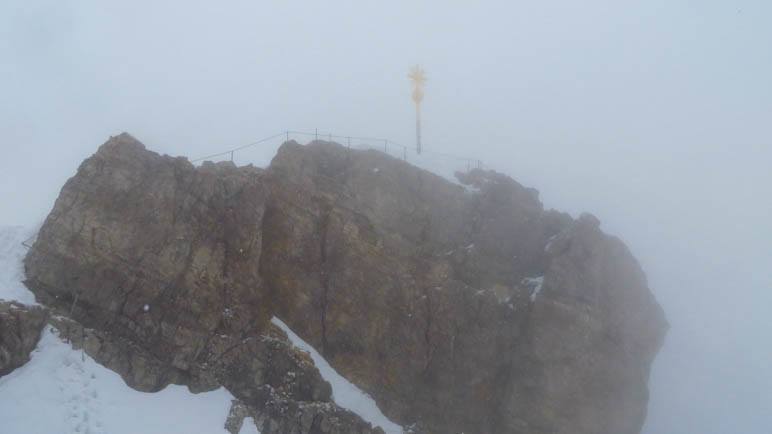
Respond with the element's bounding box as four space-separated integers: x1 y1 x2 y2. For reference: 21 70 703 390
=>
22 133 667 434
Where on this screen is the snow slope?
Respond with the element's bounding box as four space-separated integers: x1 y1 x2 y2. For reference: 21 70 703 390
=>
0 225 37 305
271 317 403 434
0 327 241 434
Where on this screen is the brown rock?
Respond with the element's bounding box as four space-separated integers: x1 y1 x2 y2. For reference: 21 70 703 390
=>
0 301 48 377
24 133 271 384
23 135 667 434
500 214 668 434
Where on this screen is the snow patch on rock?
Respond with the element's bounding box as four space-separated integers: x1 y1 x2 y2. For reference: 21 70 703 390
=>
524 276 545 302
239 417 261 434
270 316 403 434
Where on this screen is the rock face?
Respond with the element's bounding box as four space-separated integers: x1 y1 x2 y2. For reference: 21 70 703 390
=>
24 136 271 388
23 135 381 433
0 301 47 377
24 133 667 434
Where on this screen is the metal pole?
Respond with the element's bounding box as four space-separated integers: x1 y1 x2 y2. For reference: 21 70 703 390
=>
286 131 289 141
416 103 422 154
403 146 406 161
409 65 426 155
315 128 318 140
230 151 234 162
384 139 388 153
347 136 351 148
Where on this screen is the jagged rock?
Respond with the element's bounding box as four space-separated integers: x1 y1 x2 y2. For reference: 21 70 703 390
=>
500 213 668 434
49 314 191 391
24 133 272 385
249 387 385 434
211 323 333 405
50 310 383 433
0 301 48 377
24 134 667 434
225 387 386 434
50 312 335 405
224 400 252 434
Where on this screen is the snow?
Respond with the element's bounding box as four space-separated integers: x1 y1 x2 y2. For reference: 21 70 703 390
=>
460 183 481 194
524 276 545 302
143 304 150 312
544 234 559 253
0 225 37 305
239 417 261 434
0 327 238 434
270 317 403 434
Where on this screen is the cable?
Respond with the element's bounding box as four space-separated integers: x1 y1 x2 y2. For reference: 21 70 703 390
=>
190 129 486 170
190 132 287 163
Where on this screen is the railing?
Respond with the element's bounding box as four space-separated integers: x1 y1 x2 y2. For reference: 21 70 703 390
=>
20 130 487 250
190 130 485 176
21 233 36 249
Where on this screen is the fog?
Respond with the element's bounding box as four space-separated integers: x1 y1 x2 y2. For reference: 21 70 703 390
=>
1 1 770 432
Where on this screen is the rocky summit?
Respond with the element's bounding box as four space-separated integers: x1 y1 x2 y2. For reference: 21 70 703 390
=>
18 133 667 434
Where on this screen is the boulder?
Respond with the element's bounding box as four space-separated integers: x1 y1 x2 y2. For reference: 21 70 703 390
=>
24 133 271 386
23 134 667 434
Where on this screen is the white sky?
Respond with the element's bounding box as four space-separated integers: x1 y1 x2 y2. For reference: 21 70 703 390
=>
1 1 771 433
